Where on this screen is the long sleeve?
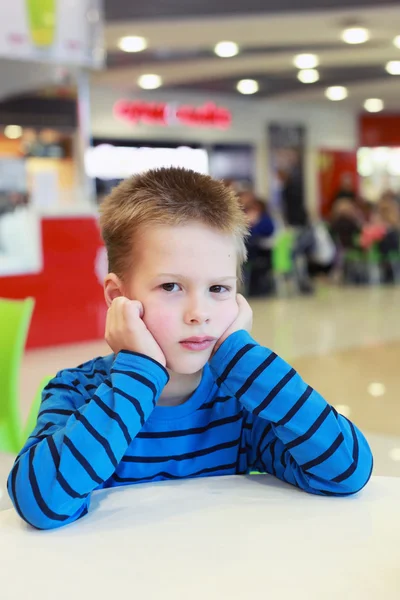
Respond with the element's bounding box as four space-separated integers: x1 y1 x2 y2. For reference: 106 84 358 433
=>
7 350 169 530
209 331 373 496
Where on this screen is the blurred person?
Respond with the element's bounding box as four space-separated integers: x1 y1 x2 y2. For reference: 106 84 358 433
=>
244 197 275 296
333 172 357 203
8 167 372 530
330 197 362 250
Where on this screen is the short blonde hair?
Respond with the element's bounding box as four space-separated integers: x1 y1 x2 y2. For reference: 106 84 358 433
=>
99 167 249 280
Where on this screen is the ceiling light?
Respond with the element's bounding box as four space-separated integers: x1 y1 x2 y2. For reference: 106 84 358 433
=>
394 36 400 49
389 448 400 462
294 54 319 69
341 27 369 45
236 79 259 95
214 41 239 58
325 86 348 101
368 382 386 397
297 69 320 84
364 98 384 113
137 74 162 89
386 61 400 75
334 404 352 418
118 36 147 53
4 125 23 139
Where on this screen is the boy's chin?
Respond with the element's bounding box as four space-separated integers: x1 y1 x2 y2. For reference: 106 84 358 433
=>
166 353 210 375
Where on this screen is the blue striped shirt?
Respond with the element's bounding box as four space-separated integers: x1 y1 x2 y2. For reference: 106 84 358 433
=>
8 330 373 530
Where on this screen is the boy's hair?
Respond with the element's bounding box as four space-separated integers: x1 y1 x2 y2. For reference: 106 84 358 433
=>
99 167 249 280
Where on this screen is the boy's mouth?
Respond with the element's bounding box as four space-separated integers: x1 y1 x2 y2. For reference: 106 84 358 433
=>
179 336 216 352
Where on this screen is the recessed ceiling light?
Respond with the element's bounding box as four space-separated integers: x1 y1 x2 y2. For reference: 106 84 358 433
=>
386 60 400 75
341 27 369 44
4 125 23 139
364 98 384 113
389 448 400 462
118 36 147 53
214 41 239 58
294 54 319 69
394 36 400 49
237 79 259 95
138 74 162 89
297 69 320 84
368 382 386 397
334 404 352 418
325 86 348 101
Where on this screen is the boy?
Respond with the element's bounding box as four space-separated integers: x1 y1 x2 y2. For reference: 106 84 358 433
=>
8 168 373 530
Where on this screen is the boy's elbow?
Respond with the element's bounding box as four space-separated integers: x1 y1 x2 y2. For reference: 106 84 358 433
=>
330 443 374 497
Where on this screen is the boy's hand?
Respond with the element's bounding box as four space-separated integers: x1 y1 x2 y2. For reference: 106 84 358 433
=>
213 294 253 355
105 297 166 367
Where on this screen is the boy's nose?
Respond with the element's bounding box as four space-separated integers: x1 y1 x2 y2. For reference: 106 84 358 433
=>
184 299 210 325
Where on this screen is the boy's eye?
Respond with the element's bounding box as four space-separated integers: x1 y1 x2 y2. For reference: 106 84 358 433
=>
210 285 229 294
161 283 180 292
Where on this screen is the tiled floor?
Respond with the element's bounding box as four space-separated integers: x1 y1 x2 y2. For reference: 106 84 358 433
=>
2 285 400 510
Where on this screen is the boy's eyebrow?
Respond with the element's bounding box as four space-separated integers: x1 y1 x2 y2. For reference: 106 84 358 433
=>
154 274 237 282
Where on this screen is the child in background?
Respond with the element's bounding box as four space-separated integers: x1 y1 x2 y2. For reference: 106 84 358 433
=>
8 168 373 530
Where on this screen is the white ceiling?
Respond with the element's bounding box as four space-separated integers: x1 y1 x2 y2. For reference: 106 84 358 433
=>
92 5 400 109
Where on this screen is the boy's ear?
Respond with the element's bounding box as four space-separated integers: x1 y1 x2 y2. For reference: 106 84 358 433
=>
104 273 124 307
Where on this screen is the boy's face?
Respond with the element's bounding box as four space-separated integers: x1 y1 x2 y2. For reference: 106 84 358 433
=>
122 222 239 374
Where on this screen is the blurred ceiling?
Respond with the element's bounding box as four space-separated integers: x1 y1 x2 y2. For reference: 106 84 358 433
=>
104 0 398 20
95 2 400 109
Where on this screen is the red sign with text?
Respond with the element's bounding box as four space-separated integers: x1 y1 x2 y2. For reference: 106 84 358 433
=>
114 100 232 130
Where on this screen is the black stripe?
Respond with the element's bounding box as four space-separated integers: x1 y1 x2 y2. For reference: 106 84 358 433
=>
277 386 313 427
9 461 38 529
302 432 345 472
32 422 55 438
137 413 242 439
92 395 132 445
122 436 241 464
84 370 108 380
253 367 296 417
113 462 237 484
256 423 273 463
46 383 78 393
285 405 331 451
118 350 169 379
269 439 277 477
42 393 52 402
84 385 98 392
200 396 232 410
281 450 287 469
112 368 157 398
38 408 74 418
216 344 256 386
47 437 88 500
243 422 253 430
69 365 107 376
64 436 103 485
113 386 146 427
236 353 278 401
28 446 70 522
332 421 359 483
74 412 118 468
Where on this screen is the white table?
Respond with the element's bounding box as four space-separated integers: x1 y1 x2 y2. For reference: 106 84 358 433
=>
1 475 399 600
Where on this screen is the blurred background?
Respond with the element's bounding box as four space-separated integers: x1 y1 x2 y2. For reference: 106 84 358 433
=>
1 0 400 508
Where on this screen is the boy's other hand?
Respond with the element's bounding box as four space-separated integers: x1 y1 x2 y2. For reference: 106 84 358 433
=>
213 294 253 355
106 297 167 367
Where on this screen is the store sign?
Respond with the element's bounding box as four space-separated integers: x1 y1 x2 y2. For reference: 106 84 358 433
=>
114 100 232 129
0 0 104 68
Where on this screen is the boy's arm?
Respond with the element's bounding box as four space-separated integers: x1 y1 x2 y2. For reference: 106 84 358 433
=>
209 330 373 496
7 351 168 530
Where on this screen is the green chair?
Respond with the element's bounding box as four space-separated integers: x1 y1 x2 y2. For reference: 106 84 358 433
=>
22 375 53 444
0 297 34 454
272 230 296 295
